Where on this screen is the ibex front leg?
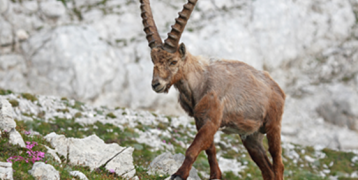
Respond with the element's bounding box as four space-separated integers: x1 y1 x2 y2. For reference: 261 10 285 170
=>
171 92 223 180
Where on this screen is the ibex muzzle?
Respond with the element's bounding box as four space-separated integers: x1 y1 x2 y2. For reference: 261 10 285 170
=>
140 0 286 180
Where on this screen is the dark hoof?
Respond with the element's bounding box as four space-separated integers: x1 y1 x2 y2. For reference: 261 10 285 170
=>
170 174 184 180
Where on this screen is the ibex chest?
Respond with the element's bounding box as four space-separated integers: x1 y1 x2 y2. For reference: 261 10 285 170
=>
178 92 195 117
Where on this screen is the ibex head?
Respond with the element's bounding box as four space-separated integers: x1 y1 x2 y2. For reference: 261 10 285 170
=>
140 0 197 93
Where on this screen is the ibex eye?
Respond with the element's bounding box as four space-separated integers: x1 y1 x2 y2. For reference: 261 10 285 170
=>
170 61 178 65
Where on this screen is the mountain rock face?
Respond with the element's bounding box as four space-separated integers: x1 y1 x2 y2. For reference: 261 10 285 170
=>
1 0 358 150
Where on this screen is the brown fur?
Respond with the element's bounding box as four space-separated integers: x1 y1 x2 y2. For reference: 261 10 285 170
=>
150 49 285 180
140 0 285 179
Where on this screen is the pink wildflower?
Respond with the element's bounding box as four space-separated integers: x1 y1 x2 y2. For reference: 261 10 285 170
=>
24 131 31 135
7 156 24 163
109 169 115 173
7 141 45 164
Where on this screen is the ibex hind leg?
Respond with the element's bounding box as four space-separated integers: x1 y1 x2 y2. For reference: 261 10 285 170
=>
266 123 284 180
205 143 222 179
241 132 275 180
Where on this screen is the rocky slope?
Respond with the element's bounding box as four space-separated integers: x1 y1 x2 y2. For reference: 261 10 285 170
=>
1 91 358 179
1 0 358 157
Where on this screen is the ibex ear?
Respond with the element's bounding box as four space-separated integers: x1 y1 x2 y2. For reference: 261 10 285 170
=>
179 43 186 60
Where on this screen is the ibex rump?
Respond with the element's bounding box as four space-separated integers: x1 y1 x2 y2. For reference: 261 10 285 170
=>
139 0 285 179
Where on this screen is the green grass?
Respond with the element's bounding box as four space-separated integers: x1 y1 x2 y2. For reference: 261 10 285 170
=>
21 93 38 102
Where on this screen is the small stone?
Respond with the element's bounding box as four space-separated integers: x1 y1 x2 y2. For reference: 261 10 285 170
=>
69 171 88 180
16 29 29 41
40 0 66 19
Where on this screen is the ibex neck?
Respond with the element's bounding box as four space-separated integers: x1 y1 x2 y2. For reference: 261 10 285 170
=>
176 54 208 90
174 53 208 116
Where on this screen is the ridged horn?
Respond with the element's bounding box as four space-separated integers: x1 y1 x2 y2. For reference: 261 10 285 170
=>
140 0 163 49
163 0 198 53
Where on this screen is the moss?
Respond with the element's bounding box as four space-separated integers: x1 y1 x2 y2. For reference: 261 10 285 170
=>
157 122 168 130
8 99 19 107
74 112 82 118
56 108 70 113
21 93 38 102
60 97 68 101
106 112 117 119
0 89 13 95
37 111 46 119
71 101 84 111
151 112 158 117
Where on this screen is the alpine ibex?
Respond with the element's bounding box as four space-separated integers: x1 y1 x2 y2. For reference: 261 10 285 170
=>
139 0 285 179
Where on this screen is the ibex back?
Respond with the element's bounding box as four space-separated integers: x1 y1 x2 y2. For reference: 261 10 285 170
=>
139 0 285 179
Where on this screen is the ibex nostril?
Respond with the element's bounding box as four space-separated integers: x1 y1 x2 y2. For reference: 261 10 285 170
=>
152 82 160 89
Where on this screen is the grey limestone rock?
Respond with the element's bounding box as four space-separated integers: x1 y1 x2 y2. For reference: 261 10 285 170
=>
39 0 66 19
148 153 200 180
44 132 136 178
28 162 60 180
69 171 88 180
0 0 9 13
0 99 25 148
0 162 13 180
0 99 15 131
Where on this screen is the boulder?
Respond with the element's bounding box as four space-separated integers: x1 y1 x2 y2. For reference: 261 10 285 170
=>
0 99 25 147
0 99 16 131
0 162 13 180
8 129 25 147
148 153 200 180
28 162 60 180
44 132 136 178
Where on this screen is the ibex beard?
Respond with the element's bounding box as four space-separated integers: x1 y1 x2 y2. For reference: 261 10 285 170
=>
140 0 286 180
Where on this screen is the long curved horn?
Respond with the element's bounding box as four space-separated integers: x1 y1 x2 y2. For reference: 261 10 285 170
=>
140 0 163 49
163 0 198 53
